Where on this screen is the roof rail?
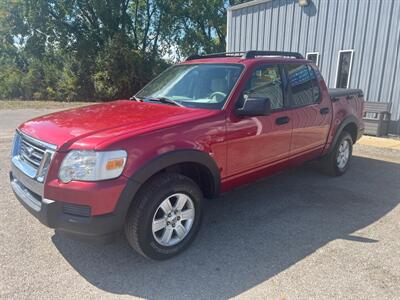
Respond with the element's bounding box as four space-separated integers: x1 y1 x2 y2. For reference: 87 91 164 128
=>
186 50 304 61
186 52 245 61
243 50 304 59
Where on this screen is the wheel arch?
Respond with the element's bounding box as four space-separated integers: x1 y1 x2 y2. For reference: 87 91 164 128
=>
114 150 221 222
131 149 220 198
328 116 359 155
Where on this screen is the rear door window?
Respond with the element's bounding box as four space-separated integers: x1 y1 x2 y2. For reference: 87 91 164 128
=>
287 64 320 107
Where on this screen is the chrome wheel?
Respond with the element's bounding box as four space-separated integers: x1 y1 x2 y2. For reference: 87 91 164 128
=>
152 193 195 247
336 139 350 169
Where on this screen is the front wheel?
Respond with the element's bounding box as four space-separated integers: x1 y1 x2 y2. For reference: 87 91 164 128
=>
321 131 353 176
124 173 203 260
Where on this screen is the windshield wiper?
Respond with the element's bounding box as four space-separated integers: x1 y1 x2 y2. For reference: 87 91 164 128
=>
158 97 184 107
129 95 143 102
140 96 184 107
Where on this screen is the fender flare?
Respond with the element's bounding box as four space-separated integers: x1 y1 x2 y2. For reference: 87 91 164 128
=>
129 149 220 193
114 150 221 222
327 115 359 155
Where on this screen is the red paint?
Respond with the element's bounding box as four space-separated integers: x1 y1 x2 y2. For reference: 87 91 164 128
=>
18 56 364 216
19 101 217 152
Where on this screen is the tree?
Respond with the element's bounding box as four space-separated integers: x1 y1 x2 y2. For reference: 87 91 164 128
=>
164 0 250 59
0 0 251 101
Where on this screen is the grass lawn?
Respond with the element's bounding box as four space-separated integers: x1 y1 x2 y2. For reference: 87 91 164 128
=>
0 100 97 110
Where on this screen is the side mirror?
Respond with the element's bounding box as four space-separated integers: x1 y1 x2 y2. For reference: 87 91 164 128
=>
235 97 271 116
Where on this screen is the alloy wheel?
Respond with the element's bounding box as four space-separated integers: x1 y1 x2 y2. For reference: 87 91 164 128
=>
152 193 195 247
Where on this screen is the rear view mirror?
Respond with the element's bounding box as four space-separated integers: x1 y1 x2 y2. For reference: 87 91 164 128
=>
235 97 271 116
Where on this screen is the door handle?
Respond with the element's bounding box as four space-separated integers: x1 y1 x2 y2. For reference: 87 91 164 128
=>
275 116 290 125
320 107 330 115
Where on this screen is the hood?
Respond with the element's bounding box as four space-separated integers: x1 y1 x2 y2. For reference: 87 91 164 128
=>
19 100 218 151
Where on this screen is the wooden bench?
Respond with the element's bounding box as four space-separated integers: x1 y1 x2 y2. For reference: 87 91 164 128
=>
363 101 392 136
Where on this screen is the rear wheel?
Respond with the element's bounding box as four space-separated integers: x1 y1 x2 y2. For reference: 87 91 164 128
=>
124 173 203 260
321 131 353 176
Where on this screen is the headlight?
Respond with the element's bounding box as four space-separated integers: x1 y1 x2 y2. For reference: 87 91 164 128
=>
58 150 127 183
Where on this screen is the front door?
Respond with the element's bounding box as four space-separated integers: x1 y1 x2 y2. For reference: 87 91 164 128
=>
226 64 292 177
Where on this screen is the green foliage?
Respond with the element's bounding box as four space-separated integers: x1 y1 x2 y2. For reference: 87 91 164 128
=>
92 34 169 100
0 0 251 101
94 35 142 99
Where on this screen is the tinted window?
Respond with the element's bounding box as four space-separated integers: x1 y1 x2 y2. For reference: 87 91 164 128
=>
336 51 353 88
308 66 321 103
242 65 284 110
287 64 320 107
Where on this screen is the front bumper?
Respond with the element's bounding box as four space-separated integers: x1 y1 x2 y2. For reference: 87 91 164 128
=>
10 165 129 242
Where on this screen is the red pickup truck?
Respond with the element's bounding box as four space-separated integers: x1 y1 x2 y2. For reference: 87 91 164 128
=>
10 51 364 260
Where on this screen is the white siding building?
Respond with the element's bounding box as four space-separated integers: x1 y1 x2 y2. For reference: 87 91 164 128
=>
227 0 400 134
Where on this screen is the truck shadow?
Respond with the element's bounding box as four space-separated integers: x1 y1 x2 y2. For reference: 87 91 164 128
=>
52 155 400 299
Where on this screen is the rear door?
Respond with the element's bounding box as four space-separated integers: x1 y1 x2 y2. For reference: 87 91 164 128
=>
285 63 332 155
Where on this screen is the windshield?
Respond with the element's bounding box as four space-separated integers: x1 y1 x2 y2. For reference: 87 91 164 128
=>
136 64 244 109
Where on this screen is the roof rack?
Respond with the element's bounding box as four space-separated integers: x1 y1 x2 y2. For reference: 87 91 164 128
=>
186 50 304 61
244 50 304 59
186 52 245 61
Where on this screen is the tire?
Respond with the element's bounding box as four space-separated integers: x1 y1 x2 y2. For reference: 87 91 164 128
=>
321 131 353 176
124 172 203 260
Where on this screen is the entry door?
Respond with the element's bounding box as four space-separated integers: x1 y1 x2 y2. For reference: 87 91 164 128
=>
226 64 292 176
285 64 332 155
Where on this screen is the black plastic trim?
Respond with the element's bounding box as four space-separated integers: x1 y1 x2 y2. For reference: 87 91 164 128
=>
327 116 359 155
276 116 290 125
244 51 304 59
186 50 304 61
328 88 363 100
320 107 330 115
186 52 245 60
128 150 220 196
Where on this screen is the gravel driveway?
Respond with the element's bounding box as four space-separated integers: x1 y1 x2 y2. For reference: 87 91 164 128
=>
1 109 399 299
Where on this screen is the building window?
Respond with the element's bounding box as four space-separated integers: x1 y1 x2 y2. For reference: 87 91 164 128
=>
306 52 320 66
335 50 354 88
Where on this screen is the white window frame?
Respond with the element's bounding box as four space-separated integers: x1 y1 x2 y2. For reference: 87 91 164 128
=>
306 52 320 66
335 49 354 89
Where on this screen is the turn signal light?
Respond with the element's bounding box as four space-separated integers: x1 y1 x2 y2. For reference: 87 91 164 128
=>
106 158 125 170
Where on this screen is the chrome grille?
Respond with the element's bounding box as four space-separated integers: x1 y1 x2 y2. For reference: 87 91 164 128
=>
20 136 46 168
11 131 56 182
